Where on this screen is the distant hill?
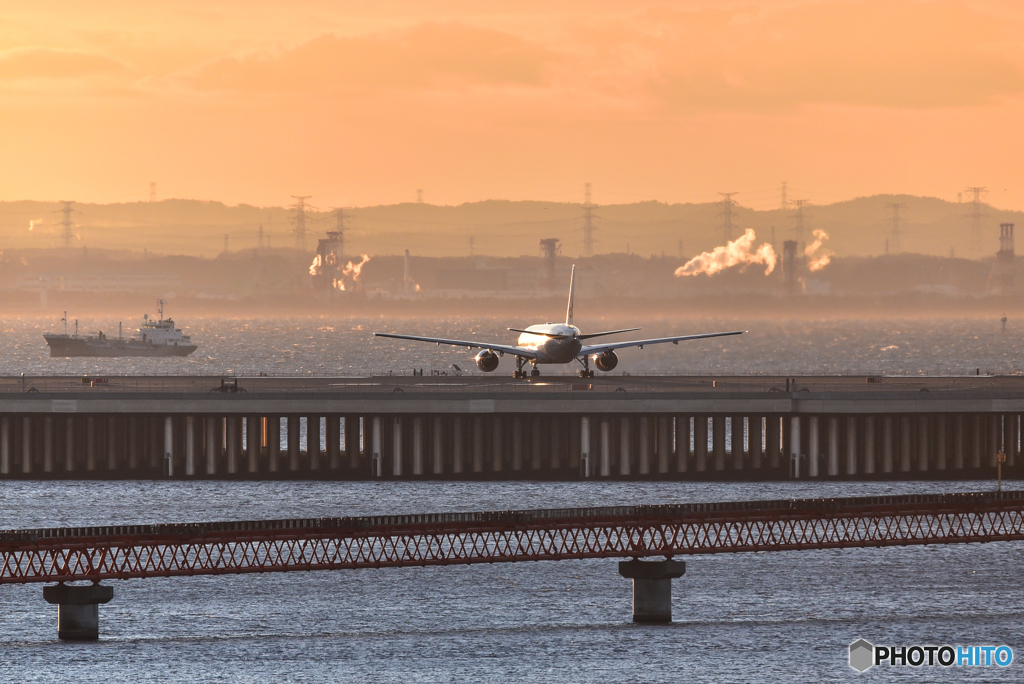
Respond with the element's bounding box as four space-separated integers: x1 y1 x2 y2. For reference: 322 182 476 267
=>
0 195 1021 260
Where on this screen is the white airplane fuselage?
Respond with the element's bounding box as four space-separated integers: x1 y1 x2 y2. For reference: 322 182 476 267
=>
515 323 582 364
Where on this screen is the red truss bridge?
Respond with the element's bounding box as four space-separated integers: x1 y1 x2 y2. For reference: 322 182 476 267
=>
2 491 1023 585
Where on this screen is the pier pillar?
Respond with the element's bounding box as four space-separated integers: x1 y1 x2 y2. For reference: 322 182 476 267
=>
618 560 686 623
529 417 541 472
452 416 464 474
934 415 947 471
345 416 360 471
392 417 403 477
43 417 54 474
899 416 912 472
371 416 382 477
164 416 173 477
472 417 483 473
43 584 114 641
619 417 632 476
205 417 217 475
308 416 321 472
511 417 523 472
749 416 763 470
65 418 74 473
580 416 591 478
85 416 95 472
954 415 965 469
492 416 503 473
185 416 196 476
106 417 118 472
846 417 858 476
247 416 260 474
767 416 781 470
639 417 652 475
127 418 139 471
22 416 32 474
657 417 671 475
971 415 982 470
789 416 801 479
989 415 1000 468
287 416 299 472
413 416 424 476
807 417 820 478
434 416 445 475
0 416 9 475
676 416 690 473
864 417 876 475
827 417 839 477
1007 414 1018 467
226 417 239 474
712 417 725 471
731 416 744 471
917 416 929 472
599 419 610 477
327 417 341 471
695 417 708 472
882 417 894 473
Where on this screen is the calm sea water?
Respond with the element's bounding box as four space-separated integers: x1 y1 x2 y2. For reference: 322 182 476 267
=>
1 318 1022 681
0 314 1020 377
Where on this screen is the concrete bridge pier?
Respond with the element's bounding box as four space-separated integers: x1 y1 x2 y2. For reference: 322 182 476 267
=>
43 583 114 641
618 559 686 623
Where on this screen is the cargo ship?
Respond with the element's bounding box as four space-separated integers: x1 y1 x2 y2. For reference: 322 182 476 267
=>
43 301 197 358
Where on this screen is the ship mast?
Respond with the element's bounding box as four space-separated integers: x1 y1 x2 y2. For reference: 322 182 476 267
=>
157 299 165 323
61 311 67 336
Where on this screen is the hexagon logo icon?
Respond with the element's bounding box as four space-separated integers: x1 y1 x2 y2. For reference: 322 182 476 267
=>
849 639 874 672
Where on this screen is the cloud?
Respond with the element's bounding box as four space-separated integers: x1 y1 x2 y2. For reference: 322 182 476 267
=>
187 22 558 94
0 48 127 81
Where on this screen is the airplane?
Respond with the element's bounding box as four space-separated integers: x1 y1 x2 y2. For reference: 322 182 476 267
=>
373 265 745 378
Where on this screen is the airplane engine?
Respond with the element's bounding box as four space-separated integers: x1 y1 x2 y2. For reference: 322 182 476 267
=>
475 350 500 372
593 351 618 372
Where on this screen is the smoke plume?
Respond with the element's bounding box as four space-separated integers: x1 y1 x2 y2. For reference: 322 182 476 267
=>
805 229 831 271
675 229 777 277
333 254 371 291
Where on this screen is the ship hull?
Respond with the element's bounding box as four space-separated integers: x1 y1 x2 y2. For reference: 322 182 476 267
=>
44 335 197 358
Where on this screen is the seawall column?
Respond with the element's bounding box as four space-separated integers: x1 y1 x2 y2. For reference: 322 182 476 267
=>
620 417 632 476
917 415 929 472
639 417 651 475
695 417 708 472
43 416 54 474
864 417 876 475
731 416 744 471
599 418 610 477
164 416 173 477
22 417 32 475
413 416 424 476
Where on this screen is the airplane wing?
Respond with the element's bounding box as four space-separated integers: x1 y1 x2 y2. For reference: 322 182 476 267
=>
373 332 540 359
580 330 745 355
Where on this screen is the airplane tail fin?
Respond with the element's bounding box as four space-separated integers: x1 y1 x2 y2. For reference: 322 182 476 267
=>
565 264 576 326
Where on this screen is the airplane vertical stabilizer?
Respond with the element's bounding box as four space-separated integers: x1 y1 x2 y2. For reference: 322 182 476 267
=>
565 264 576 325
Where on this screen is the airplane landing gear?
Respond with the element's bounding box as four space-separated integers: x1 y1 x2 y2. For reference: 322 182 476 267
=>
513 357 529 379
577 356 595 378
530 368 540 377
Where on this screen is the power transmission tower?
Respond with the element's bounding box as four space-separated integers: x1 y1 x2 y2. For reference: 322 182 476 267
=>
258 224 264 251
887 203 904 254
57 200 75 248
792 200 809 248
582 182 597 257
780 182 788 211
416 189 424 204
965 187 987 253
290 195 312 251
149 182 157 202
718 192 738 242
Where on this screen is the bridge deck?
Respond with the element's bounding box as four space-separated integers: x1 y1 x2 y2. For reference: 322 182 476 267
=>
2 491 1023 584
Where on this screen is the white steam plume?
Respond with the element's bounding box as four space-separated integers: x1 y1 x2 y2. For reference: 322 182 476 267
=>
675 229 777 277
805 229 831 271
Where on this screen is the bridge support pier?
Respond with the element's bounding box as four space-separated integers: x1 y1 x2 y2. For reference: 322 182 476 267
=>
619 559 686 623
43 584 114 641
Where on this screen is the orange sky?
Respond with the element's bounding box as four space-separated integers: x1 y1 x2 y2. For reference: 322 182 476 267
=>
2 0 1024 210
